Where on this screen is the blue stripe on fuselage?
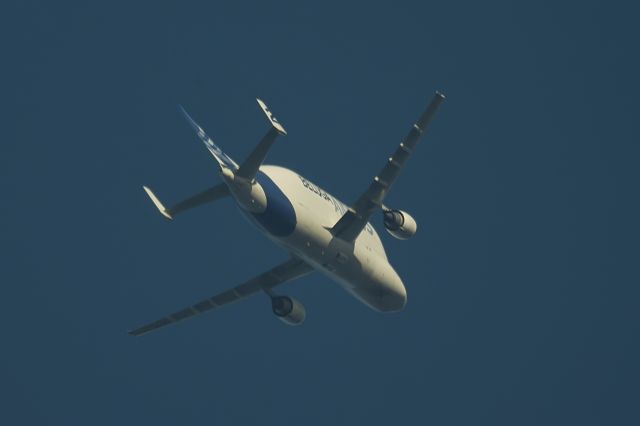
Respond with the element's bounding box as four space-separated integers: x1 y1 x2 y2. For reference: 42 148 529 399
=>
250 171 297 237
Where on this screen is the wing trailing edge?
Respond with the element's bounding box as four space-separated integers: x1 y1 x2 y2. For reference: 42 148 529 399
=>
128 257 314 336
331 91 445 242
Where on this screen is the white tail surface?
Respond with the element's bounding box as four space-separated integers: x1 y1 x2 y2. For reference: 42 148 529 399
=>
257 98 287 135
143 186 173 220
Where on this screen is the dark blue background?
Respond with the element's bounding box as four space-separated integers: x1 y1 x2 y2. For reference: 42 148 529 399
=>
2 1 638 424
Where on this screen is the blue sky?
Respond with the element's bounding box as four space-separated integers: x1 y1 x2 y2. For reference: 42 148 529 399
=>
2 1 638 425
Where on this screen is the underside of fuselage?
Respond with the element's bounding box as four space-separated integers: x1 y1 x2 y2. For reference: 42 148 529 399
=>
237 165 407 312
130 93 447 336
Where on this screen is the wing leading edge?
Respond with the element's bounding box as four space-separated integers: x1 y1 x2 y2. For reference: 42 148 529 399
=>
331 92 445 242
129 257 314 336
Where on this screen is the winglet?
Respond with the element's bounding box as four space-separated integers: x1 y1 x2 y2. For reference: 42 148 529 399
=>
143 186 173 220
256 99 287 135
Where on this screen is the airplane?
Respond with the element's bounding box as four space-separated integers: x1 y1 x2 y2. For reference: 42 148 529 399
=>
129 92 445 336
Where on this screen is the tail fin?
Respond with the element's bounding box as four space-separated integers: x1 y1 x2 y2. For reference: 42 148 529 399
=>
179 106 239 171
143 186 173 220
256 98 287 135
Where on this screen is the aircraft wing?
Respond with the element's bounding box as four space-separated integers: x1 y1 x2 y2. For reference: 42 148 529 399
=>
331 92 445 242
129 257 314 336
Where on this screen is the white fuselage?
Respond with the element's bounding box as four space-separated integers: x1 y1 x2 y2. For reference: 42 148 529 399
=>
227 164 407 312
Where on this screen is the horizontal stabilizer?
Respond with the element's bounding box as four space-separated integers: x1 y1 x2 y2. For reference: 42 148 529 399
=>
235 99 288 181
142 183 230 220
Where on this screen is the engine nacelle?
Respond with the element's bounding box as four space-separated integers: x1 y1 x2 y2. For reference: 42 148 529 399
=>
383 209 418 240
271 296 306 326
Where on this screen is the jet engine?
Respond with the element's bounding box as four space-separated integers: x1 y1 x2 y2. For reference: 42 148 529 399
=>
271 296 306 326
383 209 417 240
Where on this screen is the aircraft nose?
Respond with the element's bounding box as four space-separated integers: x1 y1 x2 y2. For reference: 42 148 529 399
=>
385 284 407 311
380 270 407 312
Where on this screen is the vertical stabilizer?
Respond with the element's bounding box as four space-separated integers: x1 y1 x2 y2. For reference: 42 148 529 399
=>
179 105 239 171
